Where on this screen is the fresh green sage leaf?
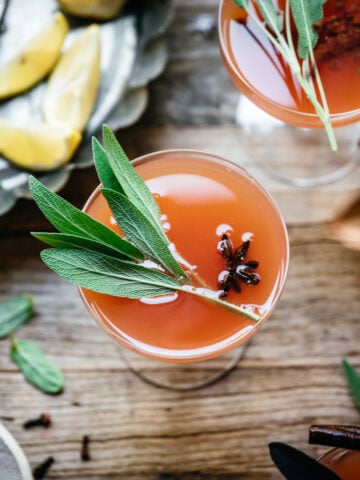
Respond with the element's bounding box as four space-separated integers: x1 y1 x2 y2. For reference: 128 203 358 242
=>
102 188 187 279
101 125 168 243
29 176 143 262
257 0 284 33
32 232 136 261
11 338 64 394
41 248 181 298
234 0 249 8
290 0 326 59
92 137 123 193
0 295 34 339
342 359 360 408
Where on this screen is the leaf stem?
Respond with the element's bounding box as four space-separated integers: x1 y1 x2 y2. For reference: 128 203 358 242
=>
181 285 261 323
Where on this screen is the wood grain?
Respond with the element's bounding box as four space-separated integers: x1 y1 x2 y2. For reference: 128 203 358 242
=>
0 226 359 479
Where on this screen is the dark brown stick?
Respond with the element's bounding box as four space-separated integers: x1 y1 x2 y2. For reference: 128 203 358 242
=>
309 425 360 451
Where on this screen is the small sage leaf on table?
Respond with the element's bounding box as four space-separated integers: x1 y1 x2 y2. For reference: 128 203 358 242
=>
10 338 64 394
342 359 360 408
0 294 34 338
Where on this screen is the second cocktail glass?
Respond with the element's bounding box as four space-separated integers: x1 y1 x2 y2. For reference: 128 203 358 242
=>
219 0 360 187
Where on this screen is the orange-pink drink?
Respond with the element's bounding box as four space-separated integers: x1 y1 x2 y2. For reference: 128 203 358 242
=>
219 0 360 128
80 151 288 362
319 448 360 480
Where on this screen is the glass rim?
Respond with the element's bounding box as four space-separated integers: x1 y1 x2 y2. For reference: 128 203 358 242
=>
218 0 360 127
80 148 289 362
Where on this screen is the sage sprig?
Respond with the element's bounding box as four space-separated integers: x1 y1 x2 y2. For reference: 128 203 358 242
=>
30 125 261 324
0 294 34 338
234 0 337 151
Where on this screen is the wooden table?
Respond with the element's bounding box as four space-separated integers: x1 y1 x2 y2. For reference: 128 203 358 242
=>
1 1 359 478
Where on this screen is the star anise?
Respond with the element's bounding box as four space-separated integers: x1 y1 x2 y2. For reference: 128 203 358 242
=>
217 233 260 298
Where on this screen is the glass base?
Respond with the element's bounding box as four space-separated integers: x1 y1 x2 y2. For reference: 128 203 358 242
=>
236 96 360 188
119 343 250 391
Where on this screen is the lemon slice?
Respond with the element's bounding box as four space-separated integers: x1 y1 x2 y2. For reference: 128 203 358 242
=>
0 119 81 171
57 0 126 20
0 13 69 100
42 24 101 133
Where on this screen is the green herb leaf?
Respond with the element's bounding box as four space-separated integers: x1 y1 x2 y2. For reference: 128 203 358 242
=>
32 232 135 261
11 338 64 394
234 0 249 8
0 295 34 339
342 359 360 408
29 176 143 262
101 125 168 243
92 137 123 192
102 188 187 279
41 248 181 298
257 0 284 33
290 0 326 59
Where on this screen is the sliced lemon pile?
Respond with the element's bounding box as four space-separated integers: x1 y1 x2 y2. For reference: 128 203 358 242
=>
0 13 69 100
42 24 101 133
57 0 126 20
0 119 82 171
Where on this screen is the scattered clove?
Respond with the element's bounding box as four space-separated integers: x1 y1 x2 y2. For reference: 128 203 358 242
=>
81 435 91 461
33 456 54 480
23 413 51 429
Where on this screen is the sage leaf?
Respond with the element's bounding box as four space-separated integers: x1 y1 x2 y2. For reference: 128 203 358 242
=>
257 0 284 33
101 125 168 242
342 359 360 408
234 0 249 7
290 0 326 59
11 338 64 394
0 295 34 339
102 188 187 279
41 248 181 298
92 137 123 193
33 232 135 261
29 176 143 262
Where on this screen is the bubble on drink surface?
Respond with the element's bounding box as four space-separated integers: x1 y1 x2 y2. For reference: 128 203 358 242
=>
140 292 179 305
216 224 233 237
160 214 171 232
242 232 254 242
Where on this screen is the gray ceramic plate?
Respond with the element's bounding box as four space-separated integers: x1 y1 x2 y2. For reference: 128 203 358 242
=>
0 0 173 215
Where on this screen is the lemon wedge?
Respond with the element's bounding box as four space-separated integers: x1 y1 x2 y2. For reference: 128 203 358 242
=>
0 119 81 171
57 0 126 20
0 13 69 100
42 24 101 133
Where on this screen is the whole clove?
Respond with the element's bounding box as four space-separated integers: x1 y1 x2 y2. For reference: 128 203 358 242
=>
33 456 54 480
81 435 91 461
23 413 51 429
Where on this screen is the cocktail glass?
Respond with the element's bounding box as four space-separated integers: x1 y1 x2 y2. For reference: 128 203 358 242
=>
79 149 289 390
218 0 360 187
318 448 360 480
